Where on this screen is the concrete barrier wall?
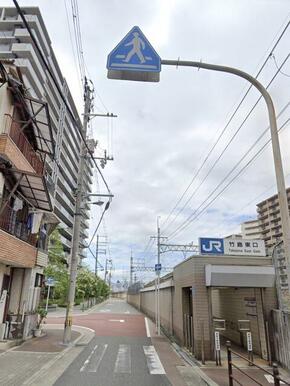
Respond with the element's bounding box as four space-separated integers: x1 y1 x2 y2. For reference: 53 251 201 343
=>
111 292 127 299
127 293 141 310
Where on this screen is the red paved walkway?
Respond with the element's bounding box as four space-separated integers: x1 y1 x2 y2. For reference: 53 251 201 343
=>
47 313 146 337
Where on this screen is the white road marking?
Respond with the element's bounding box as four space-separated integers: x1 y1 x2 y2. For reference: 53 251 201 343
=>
125 310 130 314
114 344 131 374
99 309 111 313
80 344 108 373
109 319 125 323
264 374 285 384
145 317 151 337
88 344 108 373
143 346 166 375
80 344 98 372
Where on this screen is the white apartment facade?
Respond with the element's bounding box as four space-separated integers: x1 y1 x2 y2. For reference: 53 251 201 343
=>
0 6 93 262
257 187 290 250
241 219 262 240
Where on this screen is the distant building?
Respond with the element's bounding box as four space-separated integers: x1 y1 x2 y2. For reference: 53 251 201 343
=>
224 233 242 239
241 219 262 240
257 188 290 249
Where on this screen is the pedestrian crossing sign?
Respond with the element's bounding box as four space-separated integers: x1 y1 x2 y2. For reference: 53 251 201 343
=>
107 26 161 82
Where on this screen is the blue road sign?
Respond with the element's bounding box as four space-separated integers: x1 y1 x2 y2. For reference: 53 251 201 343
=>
155 263 162 272
199 237 224 255
107 26 161 73
46 277 55 286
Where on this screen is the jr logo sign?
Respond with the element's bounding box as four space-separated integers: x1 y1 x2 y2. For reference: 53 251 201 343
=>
199 238 224 255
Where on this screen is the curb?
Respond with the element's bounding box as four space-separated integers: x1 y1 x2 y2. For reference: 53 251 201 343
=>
43 323 95 346
171 342 219 386
21 325 95 386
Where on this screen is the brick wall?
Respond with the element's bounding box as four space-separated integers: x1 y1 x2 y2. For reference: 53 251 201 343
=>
0 135 36 173
0 229 37 267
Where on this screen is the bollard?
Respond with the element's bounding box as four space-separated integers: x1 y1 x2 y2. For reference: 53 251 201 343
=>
226 341 233 386
272 362 280 386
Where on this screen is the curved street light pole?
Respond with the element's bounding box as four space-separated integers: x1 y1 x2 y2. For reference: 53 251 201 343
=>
161 59 290 289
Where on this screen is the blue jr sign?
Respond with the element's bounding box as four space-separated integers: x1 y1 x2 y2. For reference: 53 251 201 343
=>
199 238 224 255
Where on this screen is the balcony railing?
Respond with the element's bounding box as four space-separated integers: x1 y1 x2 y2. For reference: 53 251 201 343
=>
4 114 44 175
0 205 37 246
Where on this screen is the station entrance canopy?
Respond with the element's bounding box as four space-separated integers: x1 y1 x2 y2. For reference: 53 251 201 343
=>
205 264 275 287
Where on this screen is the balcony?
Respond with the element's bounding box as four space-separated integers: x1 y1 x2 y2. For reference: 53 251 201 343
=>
3 114 44 174
36 250 48 267
0 205 37 247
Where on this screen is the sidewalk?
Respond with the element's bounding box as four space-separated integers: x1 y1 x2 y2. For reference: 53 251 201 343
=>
47 299 110 318
144 315 290 386
0 324 95 386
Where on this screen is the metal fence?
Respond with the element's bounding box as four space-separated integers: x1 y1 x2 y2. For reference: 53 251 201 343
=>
226 341 289 386
183 313 194 354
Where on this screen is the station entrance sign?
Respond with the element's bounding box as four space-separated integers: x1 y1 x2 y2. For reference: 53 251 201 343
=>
199 237 266 257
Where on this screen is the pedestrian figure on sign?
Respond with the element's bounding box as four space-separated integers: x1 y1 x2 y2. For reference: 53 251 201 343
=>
123 32 146 63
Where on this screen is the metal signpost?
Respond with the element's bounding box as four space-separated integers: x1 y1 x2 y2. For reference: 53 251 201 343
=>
213 319 225 366
214 331 221 366
107 25 290 300
45 277 55 312
246 331 254 364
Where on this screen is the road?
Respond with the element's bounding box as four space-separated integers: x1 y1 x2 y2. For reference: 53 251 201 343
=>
51 299 180 386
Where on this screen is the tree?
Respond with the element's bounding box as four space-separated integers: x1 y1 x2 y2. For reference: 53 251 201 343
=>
44 229 110 305
44 228 69 305
75 266 110 302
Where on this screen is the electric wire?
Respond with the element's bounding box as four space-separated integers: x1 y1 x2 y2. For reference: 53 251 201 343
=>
71 0 85 83
162 20 290 233
235 171 290 214
63 0 83 95
271 53 290 78
168 117 290 240
12 0 112 195
165 52 290 236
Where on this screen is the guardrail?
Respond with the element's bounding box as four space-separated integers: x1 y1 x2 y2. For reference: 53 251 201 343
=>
4 114 44 174
226 341 289 386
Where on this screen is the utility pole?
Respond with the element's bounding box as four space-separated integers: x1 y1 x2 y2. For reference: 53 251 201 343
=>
156 217 161 335
130 250 133 286
63 78 92 344
95 234 99 276
104 258 108 283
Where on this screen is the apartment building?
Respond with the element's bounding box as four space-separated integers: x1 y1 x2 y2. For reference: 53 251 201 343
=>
241 219 262 239
0 6 93 263
257 187 290 249
0 62 58 339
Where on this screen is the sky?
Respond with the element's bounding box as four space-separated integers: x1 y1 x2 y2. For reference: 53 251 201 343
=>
4 0 290 285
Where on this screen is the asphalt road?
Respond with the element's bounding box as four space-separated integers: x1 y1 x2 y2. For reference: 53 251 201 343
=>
53 299 172 386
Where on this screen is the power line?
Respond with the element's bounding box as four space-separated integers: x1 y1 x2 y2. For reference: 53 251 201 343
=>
12 0 112 195
70 0 85 83
168 116 290 240
271 53 290 78
239 171 290 214
63 0 82 94
162 20 290 233
164 52 290 235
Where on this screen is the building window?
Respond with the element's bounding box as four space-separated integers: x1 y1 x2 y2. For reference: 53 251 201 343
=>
35 273 44 288
0 43 10 51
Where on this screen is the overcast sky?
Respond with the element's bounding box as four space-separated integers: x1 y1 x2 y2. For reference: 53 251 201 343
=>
5 0 290 284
